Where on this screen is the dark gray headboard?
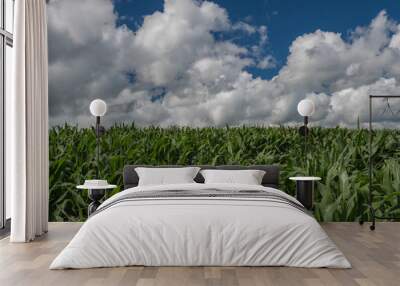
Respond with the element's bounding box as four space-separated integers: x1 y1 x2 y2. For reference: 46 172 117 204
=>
123 165 280 190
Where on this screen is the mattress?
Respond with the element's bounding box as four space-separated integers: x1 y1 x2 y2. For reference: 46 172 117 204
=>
50 183 351 269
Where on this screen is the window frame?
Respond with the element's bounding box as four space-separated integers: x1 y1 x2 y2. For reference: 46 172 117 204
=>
0 0 13 231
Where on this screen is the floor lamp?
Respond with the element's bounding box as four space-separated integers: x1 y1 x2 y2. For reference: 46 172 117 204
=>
358 94 400 231
297 99 315 164
89 99 107 179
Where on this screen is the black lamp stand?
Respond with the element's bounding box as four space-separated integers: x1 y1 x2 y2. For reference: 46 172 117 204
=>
88 116 106 216
296 116 315 210
299 116 309 164
94 116 105 179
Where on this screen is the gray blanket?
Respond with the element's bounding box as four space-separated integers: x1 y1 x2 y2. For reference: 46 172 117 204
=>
92 188 307 217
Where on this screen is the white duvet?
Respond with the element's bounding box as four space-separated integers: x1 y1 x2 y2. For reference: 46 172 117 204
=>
50 183 351 269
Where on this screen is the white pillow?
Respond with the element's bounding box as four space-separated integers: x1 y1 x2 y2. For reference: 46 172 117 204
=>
200 169 266 185
135 167 200 186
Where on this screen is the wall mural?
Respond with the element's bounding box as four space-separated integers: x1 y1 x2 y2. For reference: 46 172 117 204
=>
47 0 400 221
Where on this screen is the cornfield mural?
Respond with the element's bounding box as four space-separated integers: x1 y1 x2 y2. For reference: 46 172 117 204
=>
49 125 400 222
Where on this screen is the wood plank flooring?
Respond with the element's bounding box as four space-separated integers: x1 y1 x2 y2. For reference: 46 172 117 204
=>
0 222 399 286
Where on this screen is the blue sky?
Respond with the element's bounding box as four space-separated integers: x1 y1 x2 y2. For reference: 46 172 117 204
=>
114 0 400 79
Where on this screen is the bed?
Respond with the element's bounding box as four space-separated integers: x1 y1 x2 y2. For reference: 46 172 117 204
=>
50 165 351 269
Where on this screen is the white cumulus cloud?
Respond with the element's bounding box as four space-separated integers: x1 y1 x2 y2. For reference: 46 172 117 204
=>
47 0 400 128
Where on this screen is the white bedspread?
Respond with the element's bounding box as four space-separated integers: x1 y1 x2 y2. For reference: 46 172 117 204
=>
50 183 351 269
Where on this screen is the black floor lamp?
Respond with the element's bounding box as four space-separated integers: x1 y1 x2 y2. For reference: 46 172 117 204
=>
359 94 400 231
89 99 107 179
297 99 315 164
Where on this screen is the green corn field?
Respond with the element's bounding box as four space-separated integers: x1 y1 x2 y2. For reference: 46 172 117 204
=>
49 124 400 222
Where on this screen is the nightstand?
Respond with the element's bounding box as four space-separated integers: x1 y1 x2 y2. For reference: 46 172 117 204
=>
289 177 321 210
77 183 117 216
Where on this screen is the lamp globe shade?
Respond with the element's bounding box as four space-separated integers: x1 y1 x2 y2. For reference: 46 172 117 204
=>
90 99 107 117
297 99 315 117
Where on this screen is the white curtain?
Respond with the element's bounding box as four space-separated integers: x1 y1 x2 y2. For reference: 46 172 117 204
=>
7 0 49 242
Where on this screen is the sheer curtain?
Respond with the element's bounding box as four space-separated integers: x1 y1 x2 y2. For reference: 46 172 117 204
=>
7 0 48 242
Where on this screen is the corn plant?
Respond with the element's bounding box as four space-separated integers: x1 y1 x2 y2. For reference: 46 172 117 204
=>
49 125 400 222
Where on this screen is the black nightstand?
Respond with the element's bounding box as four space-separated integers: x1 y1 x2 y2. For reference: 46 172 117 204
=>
289 177 321 210
77 184 116 216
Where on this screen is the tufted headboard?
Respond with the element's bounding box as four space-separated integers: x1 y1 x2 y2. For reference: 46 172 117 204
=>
123 165 280 190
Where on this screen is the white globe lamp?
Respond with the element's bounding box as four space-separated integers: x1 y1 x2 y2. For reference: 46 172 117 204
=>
297 99 315 117
90 99 107 117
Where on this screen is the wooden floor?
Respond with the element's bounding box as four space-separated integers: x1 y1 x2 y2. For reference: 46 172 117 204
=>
0 222 399 286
